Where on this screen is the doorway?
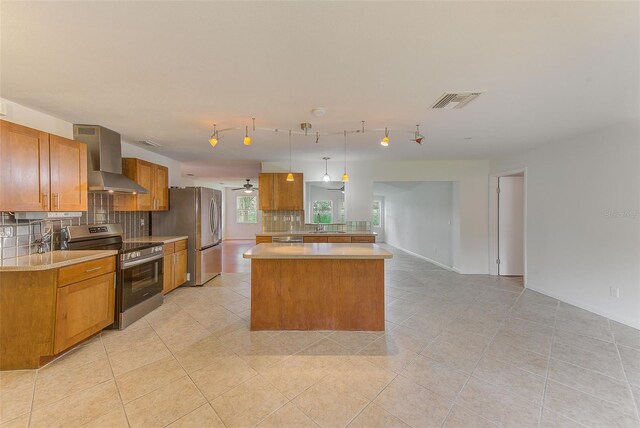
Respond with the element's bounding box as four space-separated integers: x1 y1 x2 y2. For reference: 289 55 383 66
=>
489 169 526 283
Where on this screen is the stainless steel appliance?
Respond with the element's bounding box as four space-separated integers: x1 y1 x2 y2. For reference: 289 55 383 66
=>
61 224 164 329
152 187 222 285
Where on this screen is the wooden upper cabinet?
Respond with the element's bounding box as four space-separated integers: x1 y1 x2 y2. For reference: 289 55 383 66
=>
258 173 274 210
274 173 303 210
258 172 303 211
49 135 87 211
121 158 169 211
0 120 50 211
154 165 169 211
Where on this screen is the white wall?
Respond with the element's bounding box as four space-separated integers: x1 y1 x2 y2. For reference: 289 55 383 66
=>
375 182 454 268
491 120 640 328
223 188 262 239
262 159 490 274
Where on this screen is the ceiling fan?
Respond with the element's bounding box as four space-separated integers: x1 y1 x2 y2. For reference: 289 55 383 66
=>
328 184 345 194
232 179 259 193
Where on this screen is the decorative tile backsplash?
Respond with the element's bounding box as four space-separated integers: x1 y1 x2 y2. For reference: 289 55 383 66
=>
0 193 150 261
261 210 371 233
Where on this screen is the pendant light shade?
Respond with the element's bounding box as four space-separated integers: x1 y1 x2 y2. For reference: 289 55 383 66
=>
380 127 389 147
243 125 252 146
322 157 331 182
342 130 350 182
286 130 294 182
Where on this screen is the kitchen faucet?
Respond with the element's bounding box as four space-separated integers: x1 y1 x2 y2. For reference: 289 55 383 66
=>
34 228 52 254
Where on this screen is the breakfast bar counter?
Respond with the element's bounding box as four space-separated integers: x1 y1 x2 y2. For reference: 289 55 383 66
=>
244 243 392 331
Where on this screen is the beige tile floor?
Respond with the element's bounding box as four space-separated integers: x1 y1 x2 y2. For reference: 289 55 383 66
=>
1 244 639 427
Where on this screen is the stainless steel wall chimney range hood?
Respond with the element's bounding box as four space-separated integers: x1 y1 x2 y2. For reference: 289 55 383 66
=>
73 125 149 194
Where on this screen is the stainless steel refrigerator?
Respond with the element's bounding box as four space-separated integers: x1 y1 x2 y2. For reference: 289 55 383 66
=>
152 187 222 285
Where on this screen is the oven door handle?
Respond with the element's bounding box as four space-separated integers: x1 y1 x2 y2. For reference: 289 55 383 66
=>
121 254 163 269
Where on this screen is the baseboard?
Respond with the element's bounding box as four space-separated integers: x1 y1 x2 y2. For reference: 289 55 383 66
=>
526 283 640 330
388 244 456 272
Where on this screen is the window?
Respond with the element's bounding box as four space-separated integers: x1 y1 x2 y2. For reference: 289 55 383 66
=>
338 201 345 223
373 200 382 227
236 195 257 223
312 200 333 224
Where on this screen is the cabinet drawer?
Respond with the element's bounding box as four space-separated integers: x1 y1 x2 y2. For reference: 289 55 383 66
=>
350 236 375 243
58 257 115 287
174 239 187 252
164 242 175 254
256 236 273 244
303 236 328 243
327 236 352 243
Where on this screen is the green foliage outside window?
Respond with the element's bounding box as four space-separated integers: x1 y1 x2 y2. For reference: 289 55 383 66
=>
373 200 381 227
312 200 333 224
237 195 257 223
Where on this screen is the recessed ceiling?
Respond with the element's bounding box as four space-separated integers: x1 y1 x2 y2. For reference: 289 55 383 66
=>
2 1 638 181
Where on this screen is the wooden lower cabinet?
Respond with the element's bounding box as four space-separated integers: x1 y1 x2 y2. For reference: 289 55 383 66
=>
54 272 115 354
257 235 376 244
327 236 352 243
256 236 273 244
350 236 376 243
163 240 188 294
303 236 328 243
0 256 116 370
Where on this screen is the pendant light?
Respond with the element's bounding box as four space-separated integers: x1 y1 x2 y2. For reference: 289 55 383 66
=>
243 118 255 146
208 124 218 148
286 130 294 181
322 157 331 182
341 130 349 182
380 127 390 147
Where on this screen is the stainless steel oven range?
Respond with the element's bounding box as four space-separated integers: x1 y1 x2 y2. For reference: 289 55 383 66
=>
61 224 164 329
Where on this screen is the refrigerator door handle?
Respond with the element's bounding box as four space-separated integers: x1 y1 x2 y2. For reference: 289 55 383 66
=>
209 199 215 235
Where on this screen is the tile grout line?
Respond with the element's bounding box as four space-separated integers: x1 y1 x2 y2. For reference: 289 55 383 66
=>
100 333 133 428
537 300 558 428
26 368 38 428
439 285 528 427
610 318 640 423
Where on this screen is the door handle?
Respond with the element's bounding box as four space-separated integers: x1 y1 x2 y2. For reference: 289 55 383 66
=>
42 193 49 210
85 267 102 273
53 193 59 210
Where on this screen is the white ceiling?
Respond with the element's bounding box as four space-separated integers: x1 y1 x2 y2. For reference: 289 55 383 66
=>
2 1 638 181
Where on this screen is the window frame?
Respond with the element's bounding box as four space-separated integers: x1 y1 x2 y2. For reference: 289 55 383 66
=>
236 195 258 224
372 199 382 227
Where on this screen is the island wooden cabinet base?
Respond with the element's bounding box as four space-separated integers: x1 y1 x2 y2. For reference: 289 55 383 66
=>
250 259 385 331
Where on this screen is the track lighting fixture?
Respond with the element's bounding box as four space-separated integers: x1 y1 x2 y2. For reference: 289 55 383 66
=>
322 157 331 182
381 127 390 147
208 124 218 148
287 130 294 182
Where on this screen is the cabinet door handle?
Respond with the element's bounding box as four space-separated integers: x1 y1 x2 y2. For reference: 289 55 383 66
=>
53 193 59 210
85 267 102 273
42 193 49 209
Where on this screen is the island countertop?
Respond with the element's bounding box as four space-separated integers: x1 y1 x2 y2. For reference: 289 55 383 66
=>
256 231 376 237
243 243 393 260
0 250 119 271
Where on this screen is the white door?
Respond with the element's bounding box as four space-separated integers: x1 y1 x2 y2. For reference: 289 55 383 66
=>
498 176 524 276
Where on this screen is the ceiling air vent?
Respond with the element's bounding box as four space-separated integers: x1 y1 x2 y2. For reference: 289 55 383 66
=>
140 140 161 147
431 92 484 109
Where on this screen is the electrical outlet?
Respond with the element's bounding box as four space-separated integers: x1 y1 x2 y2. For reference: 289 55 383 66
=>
186 273 191 281
610 286 620 298
140 218 145 227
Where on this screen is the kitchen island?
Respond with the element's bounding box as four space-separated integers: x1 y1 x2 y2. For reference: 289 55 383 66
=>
243 243 392 331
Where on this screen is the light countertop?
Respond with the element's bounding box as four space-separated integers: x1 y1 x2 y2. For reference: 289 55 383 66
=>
0 250 118 272
256 231 377 237
243 243 393 260
125 236 188 244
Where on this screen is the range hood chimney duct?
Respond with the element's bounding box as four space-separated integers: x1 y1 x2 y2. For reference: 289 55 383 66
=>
73 125 149 194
